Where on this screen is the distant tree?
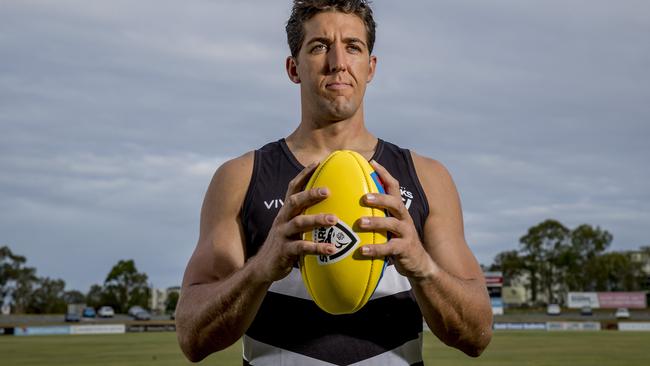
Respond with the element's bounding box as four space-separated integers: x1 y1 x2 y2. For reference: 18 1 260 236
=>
165 291 179 314
565 224 612 291
490 250 524 286
103 260 150 313
26 277 67 314
492 221 647 306
0 246 38 313
641 246 650 291
519 219 570 304
63 290 86 305
591 252 644 291
86 284 104 308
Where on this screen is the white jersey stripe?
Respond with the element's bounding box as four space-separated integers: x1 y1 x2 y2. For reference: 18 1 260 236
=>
243 335 331 366
243 333 423 366
267 267 312 300
371 265 412 300
267 265 412 301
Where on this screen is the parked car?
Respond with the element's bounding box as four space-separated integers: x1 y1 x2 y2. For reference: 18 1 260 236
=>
64 312 81 322
580 306 593 316
128 306 151 320
98 306 115 318
546 304 561 316
133 310 151 321
128 306 145 317
82 307 96 318
615 308 630 319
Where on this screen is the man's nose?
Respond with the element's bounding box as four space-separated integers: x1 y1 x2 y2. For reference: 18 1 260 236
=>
328 43 347 73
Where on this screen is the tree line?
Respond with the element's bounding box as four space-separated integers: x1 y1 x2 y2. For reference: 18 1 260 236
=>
4 219 648 313
490 219 650 305
0 246 171 314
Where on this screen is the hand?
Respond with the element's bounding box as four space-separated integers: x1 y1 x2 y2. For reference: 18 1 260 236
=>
252 162 338 283
358 160 435 281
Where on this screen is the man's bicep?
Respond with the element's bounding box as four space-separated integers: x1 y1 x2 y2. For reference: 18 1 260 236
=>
182 217 246 287
182 153 253 287
413 154 483 280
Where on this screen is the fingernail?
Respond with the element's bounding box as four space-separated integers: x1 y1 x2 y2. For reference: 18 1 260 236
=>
361 246 371 255
326 215 337 224
360 217 370 226
366 194 376 202
318 187 329 196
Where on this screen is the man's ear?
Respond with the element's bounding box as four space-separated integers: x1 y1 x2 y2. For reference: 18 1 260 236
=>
286 56 301 84
367 55 377 83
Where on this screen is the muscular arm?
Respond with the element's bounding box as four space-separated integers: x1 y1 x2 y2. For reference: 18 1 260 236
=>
359 156 492 357
175 152 263 361
409 153 492 356
176 154 337 362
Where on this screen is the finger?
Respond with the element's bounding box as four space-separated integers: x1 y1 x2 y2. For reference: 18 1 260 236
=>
282 186 330 219
358 216 404 236
370 160 401 198
359 242 396 258
285 213 338 237
363 192 409 220
286 162 320 198
288 240 336 256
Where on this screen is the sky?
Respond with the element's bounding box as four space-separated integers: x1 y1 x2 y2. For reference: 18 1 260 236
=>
1 0 649 292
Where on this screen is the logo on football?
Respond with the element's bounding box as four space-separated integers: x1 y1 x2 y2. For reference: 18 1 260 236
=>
313 221 359 265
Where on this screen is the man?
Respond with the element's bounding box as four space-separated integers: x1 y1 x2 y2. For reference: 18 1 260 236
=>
176 1 492 365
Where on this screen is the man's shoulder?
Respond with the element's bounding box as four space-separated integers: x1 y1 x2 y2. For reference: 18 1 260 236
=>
214 151 255 183
409 151 449 178
378 140 449 179
205 151 255 208
408 150 459 213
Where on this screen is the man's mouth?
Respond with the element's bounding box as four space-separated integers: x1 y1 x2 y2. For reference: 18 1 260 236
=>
326 82 352 90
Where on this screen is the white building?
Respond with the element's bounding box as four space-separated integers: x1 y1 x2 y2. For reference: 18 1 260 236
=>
150 286 181 314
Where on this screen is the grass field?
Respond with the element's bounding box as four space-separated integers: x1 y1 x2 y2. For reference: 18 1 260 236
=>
2 330 650 365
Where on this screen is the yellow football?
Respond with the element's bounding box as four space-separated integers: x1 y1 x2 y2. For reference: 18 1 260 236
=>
300 150 388 315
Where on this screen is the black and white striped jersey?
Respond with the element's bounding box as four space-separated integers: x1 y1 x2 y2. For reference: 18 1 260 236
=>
240 138 430 366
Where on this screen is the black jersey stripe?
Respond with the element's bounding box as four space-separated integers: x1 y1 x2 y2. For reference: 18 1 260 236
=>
245 290 423 365
243 334 424 366
244 358 425 365
241 361 426 366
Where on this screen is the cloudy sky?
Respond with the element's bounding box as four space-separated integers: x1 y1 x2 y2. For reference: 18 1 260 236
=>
1 0 649 292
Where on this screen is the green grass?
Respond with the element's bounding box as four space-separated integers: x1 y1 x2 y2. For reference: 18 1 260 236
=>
1 331 650 365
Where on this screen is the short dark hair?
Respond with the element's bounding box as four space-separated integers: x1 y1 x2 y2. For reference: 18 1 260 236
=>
286 0 377 58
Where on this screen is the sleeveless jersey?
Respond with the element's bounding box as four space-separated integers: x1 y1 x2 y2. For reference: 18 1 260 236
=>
241 138 430 366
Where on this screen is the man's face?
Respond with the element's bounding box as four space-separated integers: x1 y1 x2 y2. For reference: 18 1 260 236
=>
288 11 376 123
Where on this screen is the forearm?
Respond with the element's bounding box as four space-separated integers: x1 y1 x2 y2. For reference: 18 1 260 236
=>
176 257 271 362
410 261 493 357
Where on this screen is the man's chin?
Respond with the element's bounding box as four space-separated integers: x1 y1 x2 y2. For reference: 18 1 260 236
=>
319 100 358 121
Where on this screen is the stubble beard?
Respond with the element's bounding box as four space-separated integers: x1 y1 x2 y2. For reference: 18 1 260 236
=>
316 95 360 123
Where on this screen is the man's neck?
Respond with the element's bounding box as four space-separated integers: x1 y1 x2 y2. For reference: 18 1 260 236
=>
285 113 378 166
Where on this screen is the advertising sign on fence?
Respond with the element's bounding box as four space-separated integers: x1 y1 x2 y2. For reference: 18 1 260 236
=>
70 324 126 335
598 292 647 309
485 271 504 315
14 326 71 336
567 292 600 308
547 322 601 331
567 292 647 309
618 322 650 331
494 322 546 331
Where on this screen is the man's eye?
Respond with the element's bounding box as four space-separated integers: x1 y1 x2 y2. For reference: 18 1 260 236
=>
347 45 361 53
312 44 327 53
